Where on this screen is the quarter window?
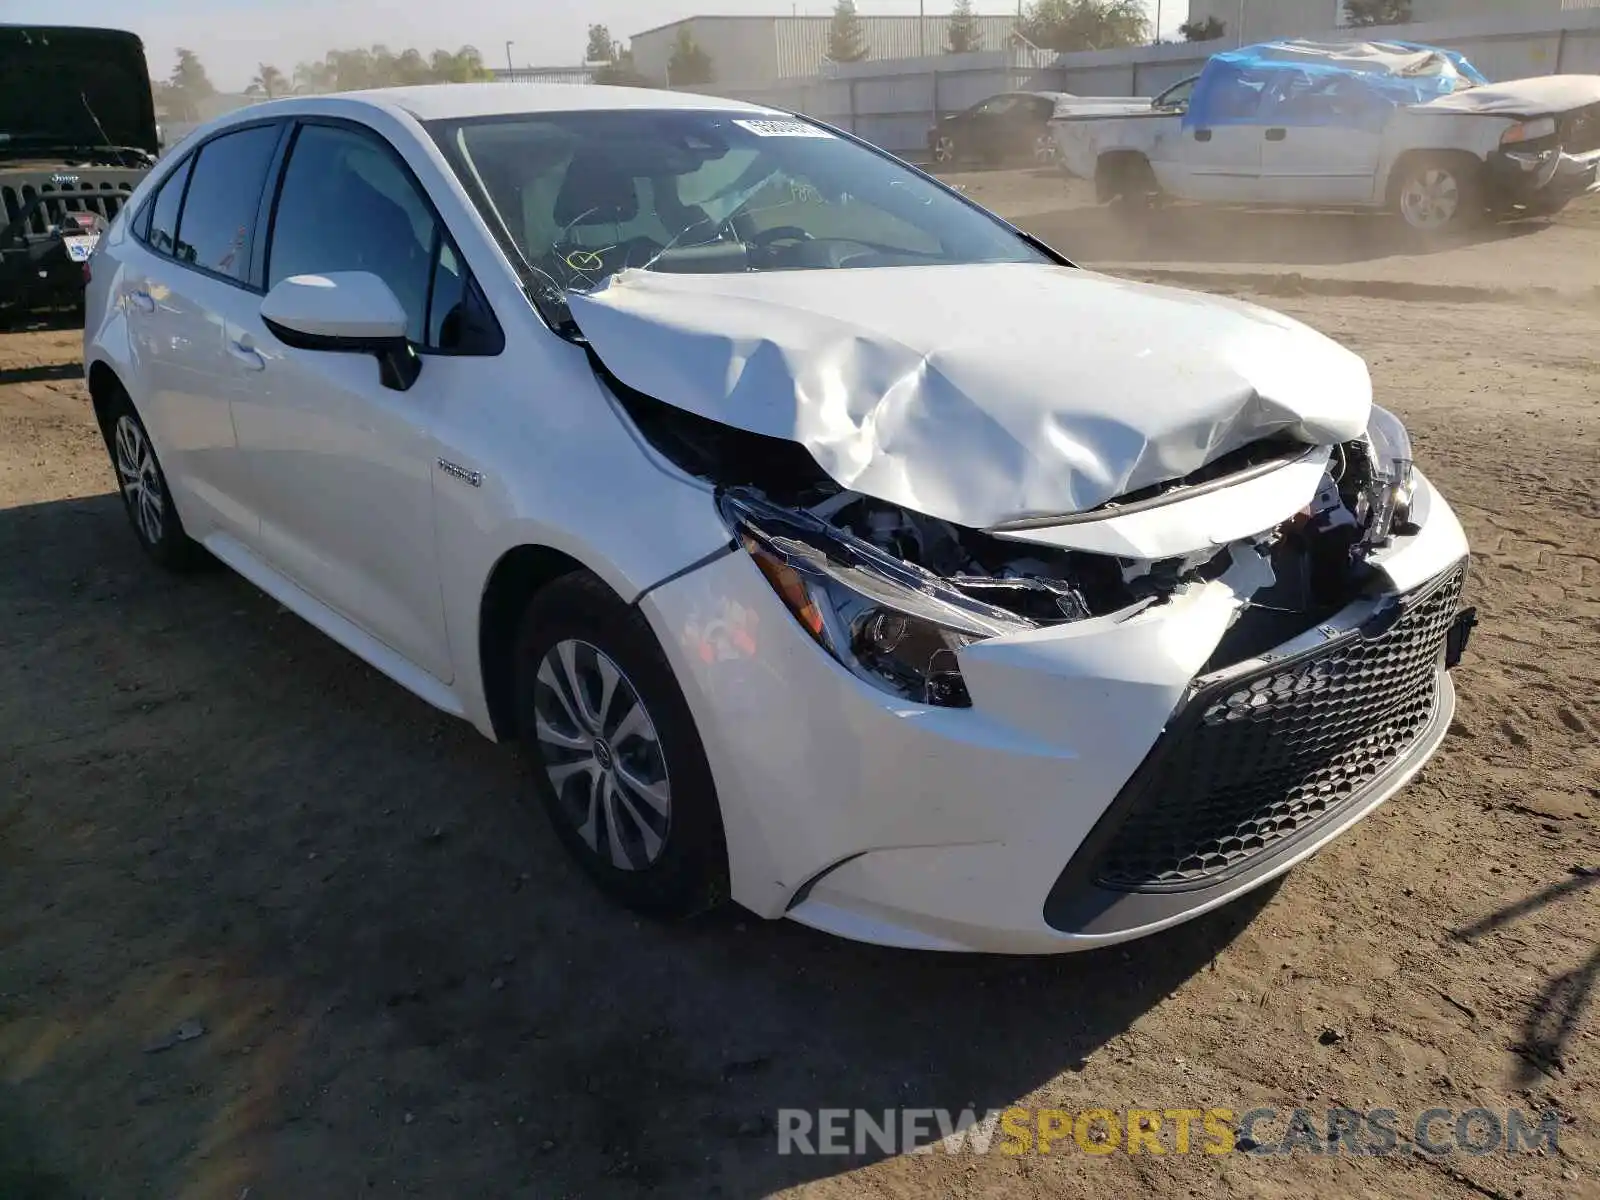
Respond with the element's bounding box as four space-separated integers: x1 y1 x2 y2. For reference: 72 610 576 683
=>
144 156 192 256
171 124 281 281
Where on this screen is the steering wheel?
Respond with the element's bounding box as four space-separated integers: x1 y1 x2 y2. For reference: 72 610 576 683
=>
748 225 815 248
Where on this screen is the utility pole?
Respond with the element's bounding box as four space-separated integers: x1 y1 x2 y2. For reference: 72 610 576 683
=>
504 40 514 71
1155 0 1162 44
1237 0 1246 47
920 0 926 58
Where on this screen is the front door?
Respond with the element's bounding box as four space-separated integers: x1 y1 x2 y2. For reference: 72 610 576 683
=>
226 120 462 683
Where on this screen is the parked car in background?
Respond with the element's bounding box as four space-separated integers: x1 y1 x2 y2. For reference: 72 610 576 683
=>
0 24 157 319
1054 39 1600 234
84 83 1475 954
930 91 1067 166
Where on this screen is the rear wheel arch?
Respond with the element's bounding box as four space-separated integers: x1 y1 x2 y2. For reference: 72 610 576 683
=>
1095 151 1158 205
86 360 127 439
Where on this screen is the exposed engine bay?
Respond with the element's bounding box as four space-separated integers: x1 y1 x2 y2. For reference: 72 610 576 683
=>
607 362 1420 706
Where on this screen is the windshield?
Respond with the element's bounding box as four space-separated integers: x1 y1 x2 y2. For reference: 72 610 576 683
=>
428 109 1048 324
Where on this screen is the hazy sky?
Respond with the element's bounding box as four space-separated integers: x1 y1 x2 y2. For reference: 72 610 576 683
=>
10 0 1192 92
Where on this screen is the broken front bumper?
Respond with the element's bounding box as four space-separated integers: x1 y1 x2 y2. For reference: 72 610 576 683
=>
639 470 1471 955
1492 145 1600 209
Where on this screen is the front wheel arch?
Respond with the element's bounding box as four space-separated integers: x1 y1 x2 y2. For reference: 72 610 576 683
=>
478 544 592 742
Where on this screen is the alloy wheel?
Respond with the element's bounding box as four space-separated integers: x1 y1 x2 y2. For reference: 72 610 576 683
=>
1033 133 1059 165
1400 167 1460 231
934 135 956 165
113 414 164 545
533 638 672 872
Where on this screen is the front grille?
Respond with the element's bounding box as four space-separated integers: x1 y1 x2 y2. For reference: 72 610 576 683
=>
1090 563 1467 893
1563 105 1600 157
2 179 137 237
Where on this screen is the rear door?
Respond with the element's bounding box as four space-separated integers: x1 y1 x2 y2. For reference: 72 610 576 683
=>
1159 70 1266 202
123 124 285 538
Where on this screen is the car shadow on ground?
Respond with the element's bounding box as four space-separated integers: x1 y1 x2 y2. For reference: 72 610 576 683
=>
1021 204 1551 268
0 491 1284 1197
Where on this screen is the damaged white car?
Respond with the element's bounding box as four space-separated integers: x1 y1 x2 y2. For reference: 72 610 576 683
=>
83 85 1477 954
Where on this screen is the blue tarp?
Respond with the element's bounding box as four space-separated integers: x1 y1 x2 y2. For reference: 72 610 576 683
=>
1184 39 1489 131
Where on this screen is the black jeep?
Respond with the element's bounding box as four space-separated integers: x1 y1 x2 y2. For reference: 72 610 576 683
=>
1 24 158 319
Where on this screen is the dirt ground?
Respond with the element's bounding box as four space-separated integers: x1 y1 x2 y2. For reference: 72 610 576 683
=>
1 177 1597 1200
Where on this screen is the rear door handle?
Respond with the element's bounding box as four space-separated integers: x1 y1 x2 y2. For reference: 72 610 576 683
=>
1193 128 1213 142
227 338 265 371
1265 127 1287 141
130 289 155 313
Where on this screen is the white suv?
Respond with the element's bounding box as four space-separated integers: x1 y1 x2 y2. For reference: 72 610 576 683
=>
83 84 1475 954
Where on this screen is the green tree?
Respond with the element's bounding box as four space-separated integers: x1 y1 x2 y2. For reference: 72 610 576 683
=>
1017 0 1149 52
594 48 651 87
159 48 215 120
1179 15 1226 42
586 24 617 63
246 63 287 98
428 46 491 83
828 0 870 64
667 28 714 85
1344 0 1413 26
947 0 982 54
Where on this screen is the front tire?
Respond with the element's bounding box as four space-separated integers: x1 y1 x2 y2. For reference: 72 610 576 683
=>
932 135 957 166
99 388 203 571
1394 154 1485 236
513 573 729 917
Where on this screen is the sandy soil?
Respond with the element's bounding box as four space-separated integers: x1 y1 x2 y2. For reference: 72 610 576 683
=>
1 200 1597 1200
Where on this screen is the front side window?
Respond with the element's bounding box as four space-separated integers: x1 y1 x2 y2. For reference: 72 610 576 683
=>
268 123 439 345
268 122 498 353
429 109 1048 323
172 124 281 280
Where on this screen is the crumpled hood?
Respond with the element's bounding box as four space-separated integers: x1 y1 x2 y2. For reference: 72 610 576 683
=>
1415 74 1600 117
569 262 1372 528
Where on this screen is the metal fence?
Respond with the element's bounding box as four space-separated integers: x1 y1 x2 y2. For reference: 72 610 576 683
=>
703 6 1600 160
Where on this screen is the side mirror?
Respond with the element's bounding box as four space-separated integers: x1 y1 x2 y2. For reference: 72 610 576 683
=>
260 272 422 391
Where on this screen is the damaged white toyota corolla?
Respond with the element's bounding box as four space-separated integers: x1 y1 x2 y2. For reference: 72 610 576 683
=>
84 85 1477 953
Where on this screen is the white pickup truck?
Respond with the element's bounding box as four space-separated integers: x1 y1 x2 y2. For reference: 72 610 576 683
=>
1053 40 1600 234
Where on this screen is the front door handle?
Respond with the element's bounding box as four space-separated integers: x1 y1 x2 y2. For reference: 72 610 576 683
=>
227 338 265 371
1265 127 1287 141
1193 128 1213 142
129 289 155 313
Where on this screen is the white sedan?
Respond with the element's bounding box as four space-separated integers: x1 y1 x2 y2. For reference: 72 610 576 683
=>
82 83 1476 954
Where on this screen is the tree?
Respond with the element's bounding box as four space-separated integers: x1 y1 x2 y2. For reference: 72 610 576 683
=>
667 28 714 86
245 64 288 98
156 48 215 120
594 48 651 87
828 0 869 64
1178 16 1226 42
586 24 616 64
285 44 491 94
1343 0 1413 26
428 46 491 83
1017 0 1149 52
947 0 982 54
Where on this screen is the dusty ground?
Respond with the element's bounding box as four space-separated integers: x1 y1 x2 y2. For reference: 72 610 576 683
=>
1 178 1597 1200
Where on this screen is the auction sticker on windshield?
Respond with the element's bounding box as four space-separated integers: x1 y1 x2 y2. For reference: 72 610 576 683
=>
63 235 99 263
732 119 835 138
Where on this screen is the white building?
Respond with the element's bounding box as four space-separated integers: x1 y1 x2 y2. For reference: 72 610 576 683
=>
628 14 1022 88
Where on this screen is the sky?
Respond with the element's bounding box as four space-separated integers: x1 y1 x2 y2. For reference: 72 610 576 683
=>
8 0 1193 92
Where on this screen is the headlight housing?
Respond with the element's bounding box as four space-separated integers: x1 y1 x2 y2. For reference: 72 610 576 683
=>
1363 404 1417 542
1501 116 1557 146
719 489 1036 708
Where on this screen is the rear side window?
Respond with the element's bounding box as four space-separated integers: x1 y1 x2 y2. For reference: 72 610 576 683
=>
172 124 281 281
144 157 192 256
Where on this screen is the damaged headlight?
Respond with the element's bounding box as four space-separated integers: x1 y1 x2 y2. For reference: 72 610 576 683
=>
1501 117 1557 146
1362 404 1418 543
718 489 1035 707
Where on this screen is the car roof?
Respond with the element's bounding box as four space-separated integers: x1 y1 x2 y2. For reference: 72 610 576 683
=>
246 83 785 124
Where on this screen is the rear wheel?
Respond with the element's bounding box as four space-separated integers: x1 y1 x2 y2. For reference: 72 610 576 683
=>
1394 154 1485 236
513 573 728 917
1032 132 1059 166
933 134 957 166
99 387 204 570
1099 154 1161 212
